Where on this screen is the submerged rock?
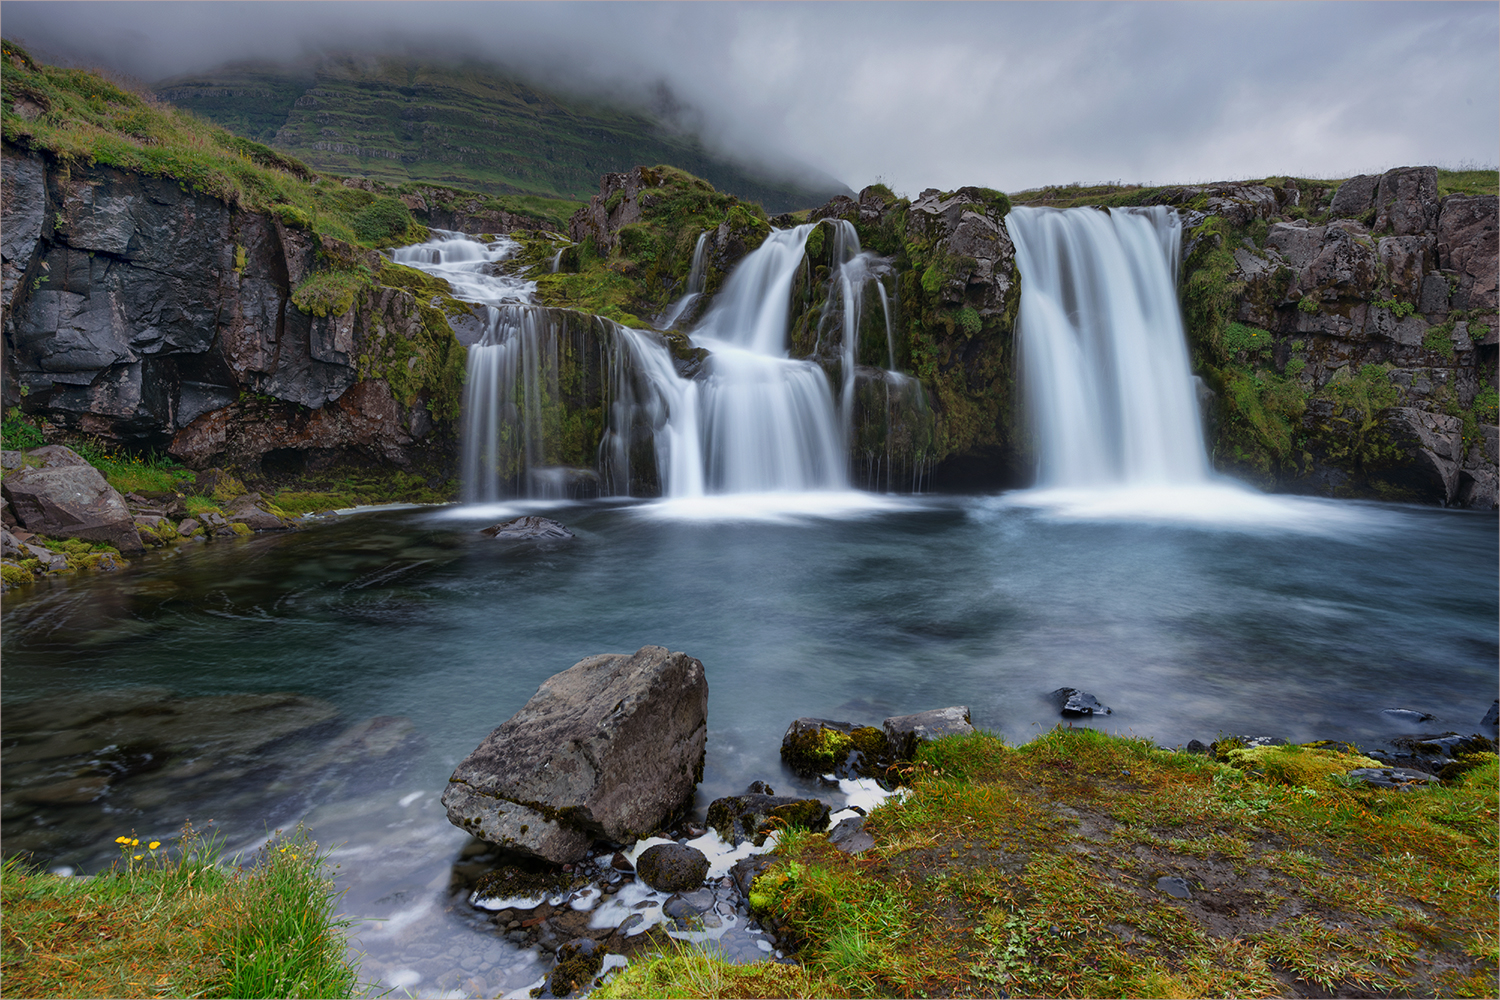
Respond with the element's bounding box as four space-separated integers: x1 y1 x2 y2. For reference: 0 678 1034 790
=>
636 844 708 893
480 515 575 540
1381 708 1436 725
883 706 975 759
442 646 708 863
706 792 831 847
1050 687 1112 718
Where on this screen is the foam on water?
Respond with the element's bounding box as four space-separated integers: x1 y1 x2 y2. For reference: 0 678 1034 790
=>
985 481 1407 536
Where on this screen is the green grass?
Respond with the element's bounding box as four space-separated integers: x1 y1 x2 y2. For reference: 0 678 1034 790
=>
742 728 1498 998
0 824 358 998
1436 168 1500 198
1 39 421 250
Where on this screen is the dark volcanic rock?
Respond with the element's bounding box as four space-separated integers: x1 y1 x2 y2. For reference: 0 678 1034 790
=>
441 646 708 863
1483 701 1498 728
706 792 831 847
883 706 975 759
828 815 875 854
480 515 575 540
636 844 709 893
1051 688 1113 718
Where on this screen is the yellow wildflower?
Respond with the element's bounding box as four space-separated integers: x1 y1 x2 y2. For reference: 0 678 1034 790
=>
148 841 161 850
115 836 130 844
133 854 143 860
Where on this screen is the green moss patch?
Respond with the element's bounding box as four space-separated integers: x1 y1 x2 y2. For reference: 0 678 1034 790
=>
742 728 1497 998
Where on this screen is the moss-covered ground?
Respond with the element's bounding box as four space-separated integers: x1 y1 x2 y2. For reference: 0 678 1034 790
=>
0 825 358 998
606 728 1498 998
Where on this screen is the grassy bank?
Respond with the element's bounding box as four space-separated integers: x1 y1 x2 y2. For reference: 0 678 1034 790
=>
0 825 357 999
602 728 1498 999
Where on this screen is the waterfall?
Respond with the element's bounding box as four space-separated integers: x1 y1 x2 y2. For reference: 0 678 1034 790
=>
394 222 907 502
1007 206 1207 487
692 225 846 492
654 232 710 330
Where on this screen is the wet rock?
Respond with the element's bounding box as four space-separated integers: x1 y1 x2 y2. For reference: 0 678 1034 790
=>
730 855 777 898
1380 708 1435 725
223 492 290 531
1346 767 1441 790
1183 740 1210 755
0 447 144 554
745 780 775 795
1483 701 1498 728
479 516 574 540
661 888 715 919
883 706 974 760
545 937 601 997
1051 687 1113 717
828 815 875 854
706 792 831 847
636 844 709 893
1156 876 1193 899
442 646 708 864
779 717 890 778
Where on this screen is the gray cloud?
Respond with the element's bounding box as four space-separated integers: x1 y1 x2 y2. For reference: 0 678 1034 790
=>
3 1 1495 194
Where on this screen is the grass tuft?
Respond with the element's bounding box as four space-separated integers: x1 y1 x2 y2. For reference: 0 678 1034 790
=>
1 823 358 999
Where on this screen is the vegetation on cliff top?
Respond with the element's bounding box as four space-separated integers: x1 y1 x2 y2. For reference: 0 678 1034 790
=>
0 825 358 998
606 728 1497 998
153 54 850 213
0 39 566 244
513 164 774 328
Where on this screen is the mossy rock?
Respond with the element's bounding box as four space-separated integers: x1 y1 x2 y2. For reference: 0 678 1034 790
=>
780 718 891 779
706 793 832 847
1221 742 1383 788
471 864 580 902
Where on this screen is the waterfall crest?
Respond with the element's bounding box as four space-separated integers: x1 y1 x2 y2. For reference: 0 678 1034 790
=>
1008 206 1207 487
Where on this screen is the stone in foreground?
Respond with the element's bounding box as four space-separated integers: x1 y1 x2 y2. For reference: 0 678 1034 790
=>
442 646 707 863
1051 687 1112 717
0 446 143 554
883 706 974 760
706 792 832 847
480 515 574 540
779 717 890 778
636 843 709 892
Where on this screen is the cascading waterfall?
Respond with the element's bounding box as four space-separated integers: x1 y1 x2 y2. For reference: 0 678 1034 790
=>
1007 206 1208 487
654 232 710 330
691 225 847 492
394 221 917 502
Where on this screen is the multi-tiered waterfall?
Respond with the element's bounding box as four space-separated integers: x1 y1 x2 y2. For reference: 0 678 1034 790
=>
397 205 1209 506
1007 206 1207 487
393 223 901 502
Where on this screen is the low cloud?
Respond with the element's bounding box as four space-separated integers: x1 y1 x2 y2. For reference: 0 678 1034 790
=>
4 1 1495 194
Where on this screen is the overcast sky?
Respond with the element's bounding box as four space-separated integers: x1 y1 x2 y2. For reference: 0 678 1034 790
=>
4 1 1496 194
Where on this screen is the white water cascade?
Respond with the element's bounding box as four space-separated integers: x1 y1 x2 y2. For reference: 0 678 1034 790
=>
1007 206 1208 487
690 225 847 493
393 222 909 503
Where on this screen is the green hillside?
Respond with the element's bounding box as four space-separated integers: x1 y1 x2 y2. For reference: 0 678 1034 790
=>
155 54 852 214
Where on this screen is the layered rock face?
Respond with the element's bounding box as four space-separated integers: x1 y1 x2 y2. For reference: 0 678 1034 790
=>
1187 167 1497 506
1 148 457 479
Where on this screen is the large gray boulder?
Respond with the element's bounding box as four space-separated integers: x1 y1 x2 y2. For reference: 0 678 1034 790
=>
442 646 708 863
0 446 143 553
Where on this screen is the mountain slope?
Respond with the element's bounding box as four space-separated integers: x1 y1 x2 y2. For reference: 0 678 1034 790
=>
155 55 852 214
